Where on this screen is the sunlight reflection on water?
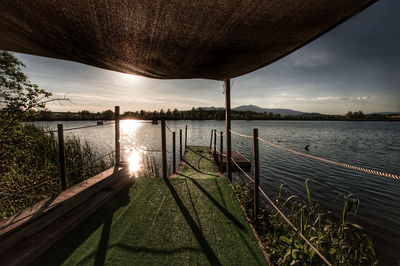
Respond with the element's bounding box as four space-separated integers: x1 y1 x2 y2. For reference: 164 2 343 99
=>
120 120 144 176
128 148 141 175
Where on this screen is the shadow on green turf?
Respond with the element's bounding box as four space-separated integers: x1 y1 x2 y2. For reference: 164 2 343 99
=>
182 175 246 232
163 178 222 266
32 183 133 266
187 146 212 162
182 159 219 178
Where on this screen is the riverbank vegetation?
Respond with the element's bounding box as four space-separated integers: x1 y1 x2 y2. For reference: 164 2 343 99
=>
32 108 398 121
233 180 377 265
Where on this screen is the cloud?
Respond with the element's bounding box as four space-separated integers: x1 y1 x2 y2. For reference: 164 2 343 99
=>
295 96 370 102
356 96 370 100
312 97 352 101
288 51 332 67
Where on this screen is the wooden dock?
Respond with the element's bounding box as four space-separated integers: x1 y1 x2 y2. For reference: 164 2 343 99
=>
1 146 266 265
215 150 251 172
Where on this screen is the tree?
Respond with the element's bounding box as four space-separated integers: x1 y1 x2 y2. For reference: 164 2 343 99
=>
0 50 54 176
101 109 114 120
345 111 353 120
166 108 172 119
0 51 52 130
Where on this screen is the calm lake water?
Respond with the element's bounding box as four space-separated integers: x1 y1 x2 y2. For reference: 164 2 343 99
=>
34 120 400 264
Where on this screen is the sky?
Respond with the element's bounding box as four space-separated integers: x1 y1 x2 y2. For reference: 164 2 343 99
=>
14 0 400 115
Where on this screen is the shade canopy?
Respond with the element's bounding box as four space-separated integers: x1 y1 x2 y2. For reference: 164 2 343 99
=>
0 0 376 80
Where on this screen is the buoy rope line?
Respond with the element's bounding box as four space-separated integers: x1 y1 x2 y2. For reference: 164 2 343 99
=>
227 130 399 181
231 158 254 182
229 129 253 139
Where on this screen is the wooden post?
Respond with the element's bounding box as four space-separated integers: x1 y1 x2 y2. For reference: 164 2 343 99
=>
115 106 120 166
179 129 183 160
209 130 213 150
57 124 67 190
220 131 223 172
185 125 188 148
225 79 232 182
253 128 260 219
172 131 176 173
161 120 167 179
213 129 217 156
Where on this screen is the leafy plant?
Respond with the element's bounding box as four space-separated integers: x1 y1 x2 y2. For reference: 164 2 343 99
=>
234 179 377 265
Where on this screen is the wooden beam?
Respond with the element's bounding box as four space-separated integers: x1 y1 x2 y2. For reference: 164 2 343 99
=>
57 124 67 190
213 129 217 155
115 106 120 166
172 131 176 173
209 129 213 150
253 128 260 219
220 131 223 172
185 125 188 148
179 129 183 160
161 120 167 178
225 79 232 182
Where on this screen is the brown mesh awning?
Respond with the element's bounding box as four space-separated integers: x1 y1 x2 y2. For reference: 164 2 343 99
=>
0 0 376 80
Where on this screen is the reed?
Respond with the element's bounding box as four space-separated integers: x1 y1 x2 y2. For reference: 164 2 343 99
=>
0 125 114 220
234 178 377 265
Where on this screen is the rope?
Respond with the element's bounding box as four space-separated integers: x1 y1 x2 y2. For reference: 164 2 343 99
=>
44 120 154 134
2 177 59 198
165 122 173 134
142 149 163 153
66 151 114 176
121 148 161 152
45 122 115 133
215 148 227 157
229 147 330 263
229 129 253 139
1 192 50 201
257 137 400 181
232 158 254 182
258 187 332 266
121 148 171 154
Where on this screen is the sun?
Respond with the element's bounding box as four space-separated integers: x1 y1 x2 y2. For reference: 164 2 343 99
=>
120 72 142 83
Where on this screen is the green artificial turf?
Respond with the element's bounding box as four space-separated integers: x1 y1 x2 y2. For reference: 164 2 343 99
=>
180 146 220 178
34 146 265 266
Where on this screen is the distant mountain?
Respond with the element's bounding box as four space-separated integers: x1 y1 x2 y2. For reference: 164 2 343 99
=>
370 112 400 115
232 105 311 116
197 105 323 116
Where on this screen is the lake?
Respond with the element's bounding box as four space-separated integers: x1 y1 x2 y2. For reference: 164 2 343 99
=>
34 120 400 264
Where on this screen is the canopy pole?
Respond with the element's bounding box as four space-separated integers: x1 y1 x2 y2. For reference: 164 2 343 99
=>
225 79 232 182
115 106 120 166
161 120 167 179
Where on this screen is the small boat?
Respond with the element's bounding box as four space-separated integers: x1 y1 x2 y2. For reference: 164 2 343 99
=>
151 119 158 125
97 121 104 125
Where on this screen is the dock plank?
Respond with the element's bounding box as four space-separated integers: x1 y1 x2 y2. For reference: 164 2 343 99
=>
216 150 251 172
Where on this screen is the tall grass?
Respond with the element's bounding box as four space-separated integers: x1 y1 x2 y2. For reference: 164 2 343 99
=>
0 125 114 220
234 179 377 265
